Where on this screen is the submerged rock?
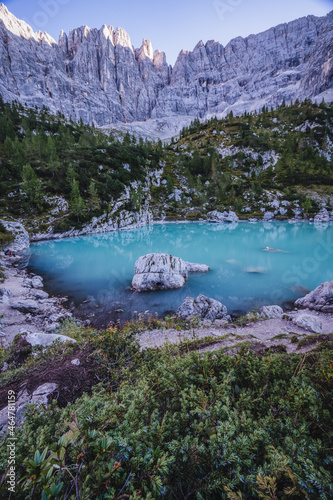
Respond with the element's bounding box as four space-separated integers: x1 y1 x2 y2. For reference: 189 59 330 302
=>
177 294 229 322
295 281 333 313
132 253 209 291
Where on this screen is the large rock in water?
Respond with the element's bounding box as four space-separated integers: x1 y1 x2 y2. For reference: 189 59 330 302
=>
295 281 333 313
177 294 228 321
132 253 209 291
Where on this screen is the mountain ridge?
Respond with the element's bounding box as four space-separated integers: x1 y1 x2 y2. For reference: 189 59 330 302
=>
0 4 332 133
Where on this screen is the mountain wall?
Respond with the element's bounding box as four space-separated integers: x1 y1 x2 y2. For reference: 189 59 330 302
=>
0 3 332 127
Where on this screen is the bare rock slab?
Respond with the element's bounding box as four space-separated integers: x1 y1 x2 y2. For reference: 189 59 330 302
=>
132 253 209 291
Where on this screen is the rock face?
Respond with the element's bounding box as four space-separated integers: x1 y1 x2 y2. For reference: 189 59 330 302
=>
132 253 209 291
295 281 333 313
0 4 332 128
0 220 30 252
177 294 229 322
0 383 59 432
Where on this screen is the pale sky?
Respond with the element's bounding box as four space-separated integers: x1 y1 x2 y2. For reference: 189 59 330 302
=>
3 0 333 65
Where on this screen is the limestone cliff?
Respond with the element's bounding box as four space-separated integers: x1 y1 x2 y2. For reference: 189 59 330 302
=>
0 3 332 128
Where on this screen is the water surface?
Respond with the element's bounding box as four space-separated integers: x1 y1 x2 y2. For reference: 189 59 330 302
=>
28 222 333 326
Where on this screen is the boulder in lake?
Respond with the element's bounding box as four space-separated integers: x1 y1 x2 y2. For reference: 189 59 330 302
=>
132 253 209 292
295 280 333 313
260 305 284 319
177 294 228 321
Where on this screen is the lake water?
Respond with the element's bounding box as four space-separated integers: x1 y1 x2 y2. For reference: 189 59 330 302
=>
28 222 333 326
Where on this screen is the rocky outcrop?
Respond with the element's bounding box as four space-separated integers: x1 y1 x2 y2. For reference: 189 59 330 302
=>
0 220 30 252
0 4 332 129
177 294 229 322
262 212 275 221
0 382 59 433
207 210 239 223
131 253 209 291
295 281 333 313
314 208 330 224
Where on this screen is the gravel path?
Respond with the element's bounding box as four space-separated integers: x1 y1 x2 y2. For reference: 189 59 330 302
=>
137 311 333 354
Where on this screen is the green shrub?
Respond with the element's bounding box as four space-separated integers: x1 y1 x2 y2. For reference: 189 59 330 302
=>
1 336 332 499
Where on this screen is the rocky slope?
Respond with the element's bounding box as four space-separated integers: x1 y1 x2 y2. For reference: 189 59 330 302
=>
0 3 332 132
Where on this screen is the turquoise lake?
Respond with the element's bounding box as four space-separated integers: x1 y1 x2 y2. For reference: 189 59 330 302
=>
28 222 333 326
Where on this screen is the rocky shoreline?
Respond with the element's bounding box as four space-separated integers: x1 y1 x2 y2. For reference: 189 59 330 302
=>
1 216 332 349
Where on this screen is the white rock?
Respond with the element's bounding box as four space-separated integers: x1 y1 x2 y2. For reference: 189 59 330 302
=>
22 332 76 347
295 281 333 313
177 294 228 321
10 299 40 314
207 210 239 223
0 220 30 252
292 314 323 334
263 212 274 221
260 305 284 319
132 253 209 291
314 208 330 223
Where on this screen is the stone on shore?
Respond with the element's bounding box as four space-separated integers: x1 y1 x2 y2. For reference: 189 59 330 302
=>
295 280 333 313
260 305 284 319
292 314 323 334
10 299 40 314
132 253 209 291
314 208 330 224
21 331 76 347
207 210 239 223
177 294 228 322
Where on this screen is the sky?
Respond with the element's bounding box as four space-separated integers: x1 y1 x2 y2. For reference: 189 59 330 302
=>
3 0 333 65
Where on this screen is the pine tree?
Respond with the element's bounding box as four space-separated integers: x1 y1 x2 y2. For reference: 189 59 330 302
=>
21 164 44 211
88 181 100 211
70 178 85 221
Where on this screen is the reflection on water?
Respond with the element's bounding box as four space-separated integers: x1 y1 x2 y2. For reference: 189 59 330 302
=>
28 222 333 326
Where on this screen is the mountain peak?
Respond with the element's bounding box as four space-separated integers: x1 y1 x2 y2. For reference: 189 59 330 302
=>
0 3 55 44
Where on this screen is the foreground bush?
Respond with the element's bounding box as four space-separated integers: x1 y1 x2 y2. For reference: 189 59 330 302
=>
0 328 332 499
